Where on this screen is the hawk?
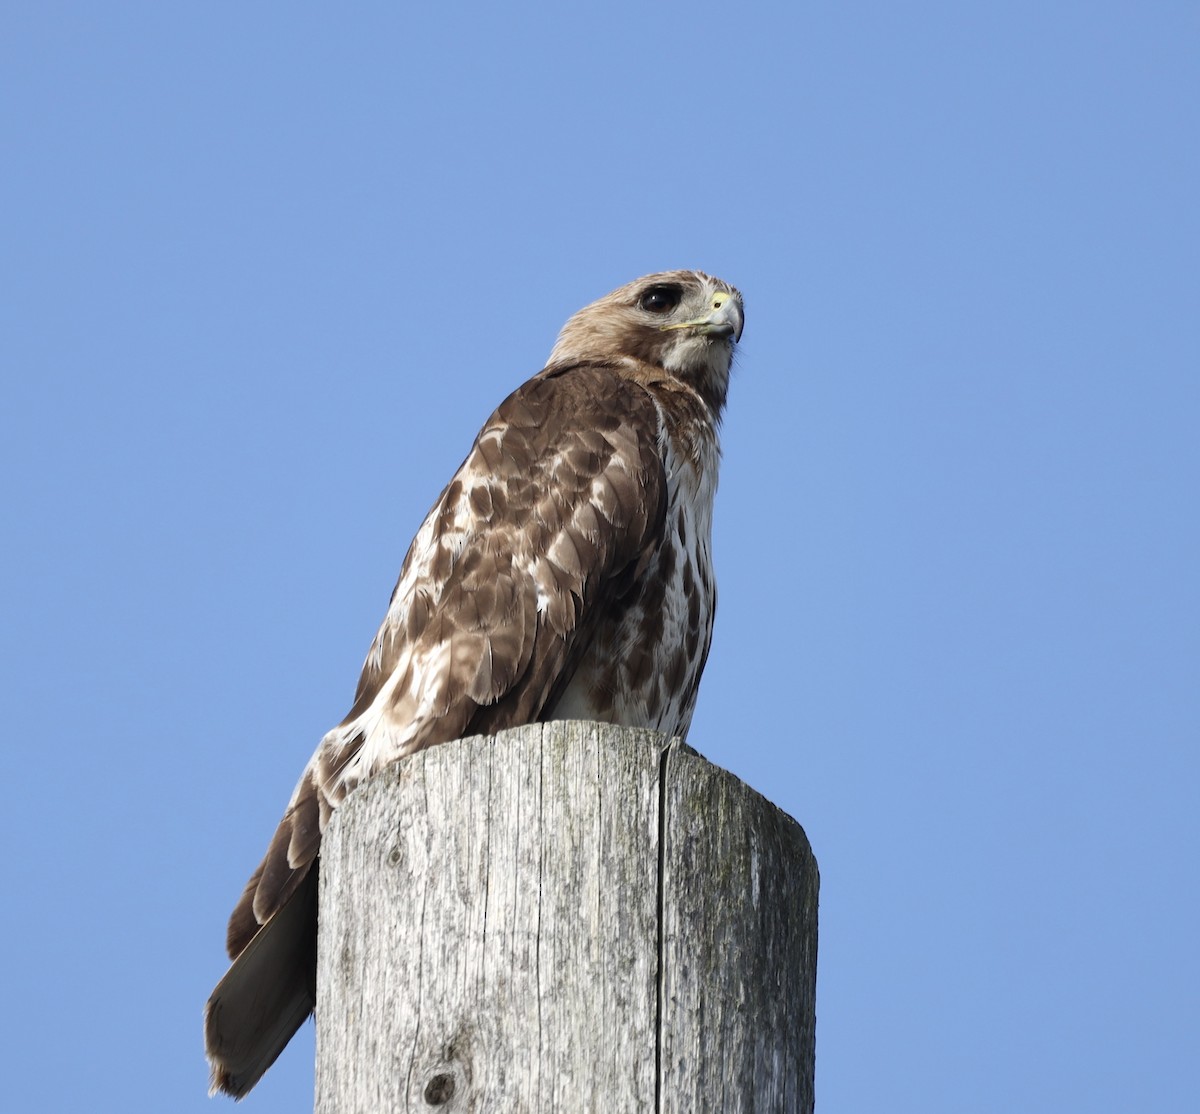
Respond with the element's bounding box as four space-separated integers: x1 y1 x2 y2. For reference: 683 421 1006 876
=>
204 270 744 1097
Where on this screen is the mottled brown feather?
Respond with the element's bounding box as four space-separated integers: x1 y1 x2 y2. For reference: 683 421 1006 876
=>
207 270 743 1097
225 364 670 952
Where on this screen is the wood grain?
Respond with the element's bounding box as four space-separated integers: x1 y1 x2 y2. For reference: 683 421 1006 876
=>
314 722 817 1113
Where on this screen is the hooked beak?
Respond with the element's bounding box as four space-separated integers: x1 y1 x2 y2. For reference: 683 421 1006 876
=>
659 290 744 342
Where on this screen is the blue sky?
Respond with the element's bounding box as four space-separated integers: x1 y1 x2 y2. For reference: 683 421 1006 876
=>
3 4 1197 1111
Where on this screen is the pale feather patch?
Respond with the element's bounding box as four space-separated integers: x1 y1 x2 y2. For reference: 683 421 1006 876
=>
367 478 476 673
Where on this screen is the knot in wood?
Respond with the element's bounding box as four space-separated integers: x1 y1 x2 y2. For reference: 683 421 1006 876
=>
423 1072 455 1105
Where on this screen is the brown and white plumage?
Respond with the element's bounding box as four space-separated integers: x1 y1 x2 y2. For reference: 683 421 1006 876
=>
204 270 744 1097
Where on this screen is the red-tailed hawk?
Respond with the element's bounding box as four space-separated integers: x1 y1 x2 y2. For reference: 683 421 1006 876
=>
204 270 744 1097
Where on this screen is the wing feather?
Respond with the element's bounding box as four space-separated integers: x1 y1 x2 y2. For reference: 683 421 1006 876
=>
225 363 666 957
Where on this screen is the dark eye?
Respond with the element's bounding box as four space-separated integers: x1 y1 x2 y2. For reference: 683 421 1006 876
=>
638 284 683 314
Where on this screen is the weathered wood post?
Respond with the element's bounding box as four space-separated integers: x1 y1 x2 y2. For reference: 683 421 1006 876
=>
314 721 818 1113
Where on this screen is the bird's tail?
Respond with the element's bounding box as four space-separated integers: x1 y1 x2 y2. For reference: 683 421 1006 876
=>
204 867 319 1099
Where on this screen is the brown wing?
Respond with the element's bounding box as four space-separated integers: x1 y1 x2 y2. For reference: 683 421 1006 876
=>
226 361 667 957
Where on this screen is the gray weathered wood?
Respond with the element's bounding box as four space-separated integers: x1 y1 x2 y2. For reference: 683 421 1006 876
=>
315 721 818 1113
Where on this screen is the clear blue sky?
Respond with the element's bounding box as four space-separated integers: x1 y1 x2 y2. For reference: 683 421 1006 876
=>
3 4 1196 1111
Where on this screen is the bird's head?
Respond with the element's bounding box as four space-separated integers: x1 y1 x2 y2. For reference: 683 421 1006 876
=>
548 270 744 415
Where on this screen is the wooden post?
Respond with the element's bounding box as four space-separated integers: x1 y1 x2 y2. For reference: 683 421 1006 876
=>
314 721 818 1113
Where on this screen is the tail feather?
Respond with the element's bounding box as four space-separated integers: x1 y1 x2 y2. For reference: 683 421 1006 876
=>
205 866 319 1099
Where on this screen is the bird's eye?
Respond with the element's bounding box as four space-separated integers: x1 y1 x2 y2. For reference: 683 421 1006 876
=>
639 284 683 314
